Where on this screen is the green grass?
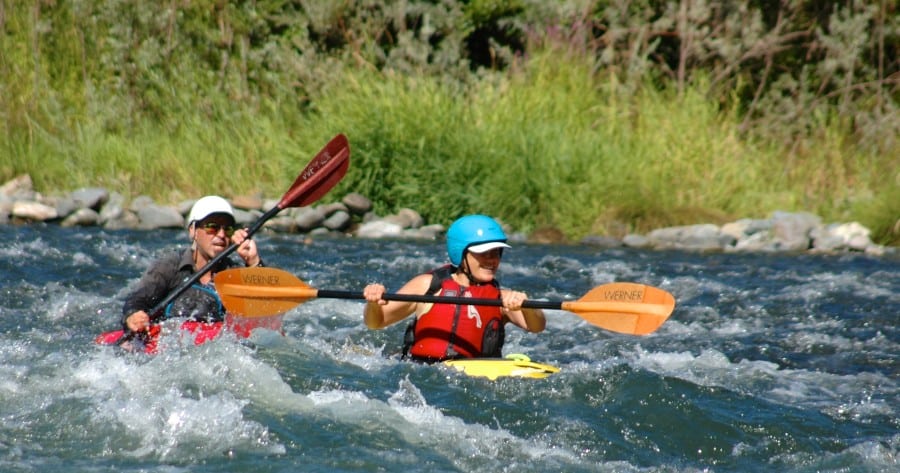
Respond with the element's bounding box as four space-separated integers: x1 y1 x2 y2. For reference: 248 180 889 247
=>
2 48 898 245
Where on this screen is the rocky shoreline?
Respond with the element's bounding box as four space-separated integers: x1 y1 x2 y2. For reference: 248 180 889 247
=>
1 174 894 257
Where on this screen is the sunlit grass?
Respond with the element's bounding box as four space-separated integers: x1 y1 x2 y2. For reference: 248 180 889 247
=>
2 47 897 244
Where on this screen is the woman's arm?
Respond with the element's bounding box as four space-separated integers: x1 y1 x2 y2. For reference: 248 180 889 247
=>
363 273 433 329
500 289 546 333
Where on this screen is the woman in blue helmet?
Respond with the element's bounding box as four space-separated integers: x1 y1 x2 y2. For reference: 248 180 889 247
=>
363 215 545 361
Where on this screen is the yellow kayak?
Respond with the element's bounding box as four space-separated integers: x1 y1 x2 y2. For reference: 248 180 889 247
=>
443 354 560 380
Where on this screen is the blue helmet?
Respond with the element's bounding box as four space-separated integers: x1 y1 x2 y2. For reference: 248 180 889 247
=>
446 215 511 266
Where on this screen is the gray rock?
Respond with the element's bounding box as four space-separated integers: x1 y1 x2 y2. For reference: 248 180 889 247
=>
323 210 351 231
309 227 332 236
99 193 126 224
580 235 623 248
264 215 298 233
12 201 58 221
61 208 101 227
294 207 326 231
721 218 772 240
0 174 34 199
865 245 887 256
397 208 424 229
847 234 872 251
137 205 184 229
771 211 820 251
103 210 140 230
648 224 729 250
318 202 348 217
0 200 11 224
355 220 404 238
70 187 109 210
401 224 445 240
383 208 424 229
730 230 778 252
129 195 156 213
231 194 263 211
177 199 195 217
233 208 260 227
54 196 80 219
623 234 651 248
419 223 445 238
342 192 373 215
811 222 872 252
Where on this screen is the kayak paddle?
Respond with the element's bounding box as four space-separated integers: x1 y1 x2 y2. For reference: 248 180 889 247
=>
214 267 676 336
112 134 350 345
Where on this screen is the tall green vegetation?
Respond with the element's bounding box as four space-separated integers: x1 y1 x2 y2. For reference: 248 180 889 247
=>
1 0 897 244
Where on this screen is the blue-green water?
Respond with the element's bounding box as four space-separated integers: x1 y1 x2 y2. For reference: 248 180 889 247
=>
1 225 897 472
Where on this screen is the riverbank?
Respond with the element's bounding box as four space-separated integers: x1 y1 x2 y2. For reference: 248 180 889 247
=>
1 174 895 257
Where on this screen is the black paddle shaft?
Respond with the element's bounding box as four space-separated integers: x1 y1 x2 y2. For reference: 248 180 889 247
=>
315 289 564 311
147 205 281 319
116 206 282 345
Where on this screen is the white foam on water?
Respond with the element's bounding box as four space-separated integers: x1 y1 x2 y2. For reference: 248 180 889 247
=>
381 377 624 472
589 259 645 284
276 337 640 472
95 236 162 269
0 235 51 259
351 253 443 287
0 340 37 396
627 346 897 422
772 269 898 302
768 433 900 471
60 338 309 461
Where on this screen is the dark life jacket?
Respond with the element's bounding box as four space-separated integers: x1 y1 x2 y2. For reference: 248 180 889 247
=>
164 283 226 323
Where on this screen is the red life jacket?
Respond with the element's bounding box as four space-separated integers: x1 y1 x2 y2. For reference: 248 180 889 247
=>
407 266 505 361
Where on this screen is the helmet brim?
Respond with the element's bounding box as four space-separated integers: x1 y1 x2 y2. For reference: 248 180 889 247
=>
467 241 511 254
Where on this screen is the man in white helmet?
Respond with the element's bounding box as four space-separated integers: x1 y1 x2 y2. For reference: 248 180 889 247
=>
121 195 263 334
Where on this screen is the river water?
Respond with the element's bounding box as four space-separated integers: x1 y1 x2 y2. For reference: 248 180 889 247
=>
1 224 897 472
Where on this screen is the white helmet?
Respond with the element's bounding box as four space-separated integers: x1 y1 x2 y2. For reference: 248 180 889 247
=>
187 195 234 225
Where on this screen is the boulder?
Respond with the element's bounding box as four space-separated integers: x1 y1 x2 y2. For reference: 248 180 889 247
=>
355 220 404 239
99 192 127 224
137 205 184 229
580 235 623 248
648 224 731 250
12 201 58 221
70 187 109 210
318 202 348 217
231 194 264 211
61 208 101 227
0 174 34 200
771 211 820 251
623 234 651 248
342 192 373 215
323 210 351 231
294 207 326 231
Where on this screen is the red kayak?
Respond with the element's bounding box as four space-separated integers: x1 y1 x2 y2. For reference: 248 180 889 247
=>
94 313 284 354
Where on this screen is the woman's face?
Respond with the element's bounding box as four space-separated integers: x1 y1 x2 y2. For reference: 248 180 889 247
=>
463 248 503 282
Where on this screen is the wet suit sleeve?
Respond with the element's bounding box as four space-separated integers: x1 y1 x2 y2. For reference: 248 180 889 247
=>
121 251 186 323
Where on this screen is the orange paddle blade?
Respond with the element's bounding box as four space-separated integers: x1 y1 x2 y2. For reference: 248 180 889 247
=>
561 283 675 335
216 267 318 317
